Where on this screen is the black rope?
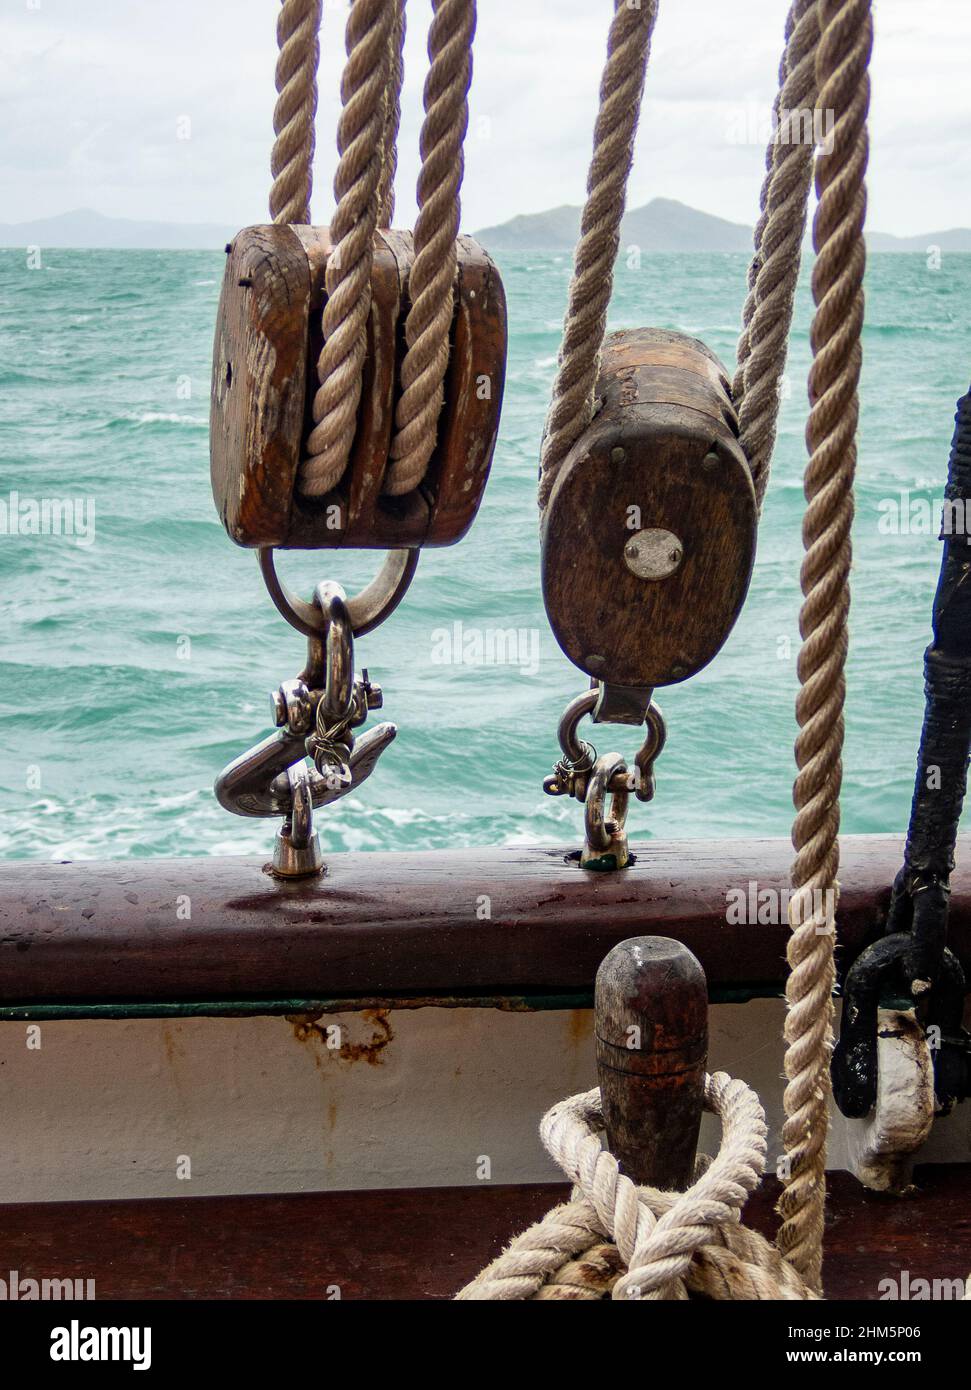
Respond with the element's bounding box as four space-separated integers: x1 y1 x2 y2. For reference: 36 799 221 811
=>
833 386 971 1117
888 386 971 984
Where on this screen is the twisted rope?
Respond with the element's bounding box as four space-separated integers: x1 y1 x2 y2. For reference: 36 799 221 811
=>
537 0 659 512
376 0 407 228
457 1074 817 1301
776 0 872 1294
383 0 476 497
299 0 395 498
733 0 820 511
270 0 323 225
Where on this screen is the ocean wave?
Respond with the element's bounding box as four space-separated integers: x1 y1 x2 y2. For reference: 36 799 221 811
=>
1 248 969 860
109 411 208 429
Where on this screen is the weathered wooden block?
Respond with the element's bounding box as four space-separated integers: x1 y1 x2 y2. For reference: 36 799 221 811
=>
210 225 507 549
541 327 757 689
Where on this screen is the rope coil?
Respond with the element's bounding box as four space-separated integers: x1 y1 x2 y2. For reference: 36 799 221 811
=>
457 1074 818 1301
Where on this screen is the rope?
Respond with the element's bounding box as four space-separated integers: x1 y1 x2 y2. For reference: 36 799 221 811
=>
376 0 407 228
384 0 476 497
536 0 819 515
527 0 872 1297
270 0 323 225
457 1074 817 1301
537 0 660 512
733 0 820 511
776 0 872 1294
299 0 395 499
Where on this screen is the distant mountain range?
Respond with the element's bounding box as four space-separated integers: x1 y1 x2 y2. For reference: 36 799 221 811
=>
474 197 971 254
1 201 970 253
476 198 753 253
0 209 237 251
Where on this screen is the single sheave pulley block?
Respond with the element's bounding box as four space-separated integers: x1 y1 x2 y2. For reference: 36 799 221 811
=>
541 327 757 690
210 225 507 550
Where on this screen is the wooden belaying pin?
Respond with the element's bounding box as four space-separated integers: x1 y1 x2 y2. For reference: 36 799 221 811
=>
595 936 708 1191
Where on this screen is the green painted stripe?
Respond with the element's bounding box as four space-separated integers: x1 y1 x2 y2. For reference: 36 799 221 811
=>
0 983 779 1022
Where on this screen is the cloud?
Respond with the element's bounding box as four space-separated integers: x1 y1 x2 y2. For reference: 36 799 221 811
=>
0 0 968 236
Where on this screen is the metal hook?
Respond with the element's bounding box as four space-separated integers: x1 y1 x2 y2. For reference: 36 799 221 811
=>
214 720 397 821
215 576 397 876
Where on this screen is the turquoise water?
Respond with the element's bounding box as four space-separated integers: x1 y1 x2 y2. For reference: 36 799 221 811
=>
0 247 968 861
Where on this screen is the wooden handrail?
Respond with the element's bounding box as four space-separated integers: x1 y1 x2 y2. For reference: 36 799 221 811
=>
1 835 969 1013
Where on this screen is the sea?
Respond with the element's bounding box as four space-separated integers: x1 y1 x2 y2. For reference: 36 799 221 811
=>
1 246 969 861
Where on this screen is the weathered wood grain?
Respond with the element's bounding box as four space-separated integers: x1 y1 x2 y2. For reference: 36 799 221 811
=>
1 836 969 1007
595 937 708 1189
209 225 506 551
541 328 757 688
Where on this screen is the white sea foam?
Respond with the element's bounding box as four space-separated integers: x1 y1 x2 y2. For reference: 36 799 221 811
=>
123 412 207 427
1 248 965 863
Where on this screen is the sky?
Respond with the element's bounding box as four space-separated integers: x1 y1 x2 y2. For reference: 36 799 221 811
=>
1 0 970 235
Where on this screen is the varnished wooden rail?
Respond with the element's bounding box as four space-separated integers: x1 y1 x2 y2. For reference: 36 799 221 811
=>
1 835 969 1015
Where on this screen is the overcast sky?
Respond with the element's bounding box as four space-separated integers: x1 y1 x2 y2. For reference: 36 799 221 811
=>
2 0 969 235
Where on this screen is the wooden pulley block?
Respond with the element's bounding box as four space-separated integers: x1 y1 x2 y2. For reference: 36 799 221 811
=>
541 327 757 690
209 225 507 550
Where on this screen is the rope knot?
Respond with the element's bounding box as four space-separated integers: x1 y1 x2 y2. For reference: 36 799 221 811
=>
457 1073 817 1301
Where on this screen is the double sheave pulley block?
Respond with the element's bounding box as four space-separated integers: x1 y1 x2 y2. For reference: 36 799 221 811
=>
211 225 507 549
210 223 757 872
210 222 507 874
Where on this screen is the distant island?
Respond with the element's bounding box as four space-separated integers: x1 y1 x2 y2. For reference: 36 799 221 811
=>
1 200 970 253
474 197 971 255
0 209 237 251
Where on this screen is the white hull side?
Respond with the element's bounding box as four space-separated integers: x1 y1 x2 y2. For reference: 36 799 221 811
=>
4 1000 971 1203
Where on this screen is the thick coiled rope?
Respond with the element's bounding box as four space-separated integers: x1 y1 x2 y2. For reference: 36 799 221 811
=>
299 0 394 498
536 0 659 511
384 0 476 497
776 0 872 1294
457 1074 817 1301
733 0 820 511
376 0 406 228
270 0 323 225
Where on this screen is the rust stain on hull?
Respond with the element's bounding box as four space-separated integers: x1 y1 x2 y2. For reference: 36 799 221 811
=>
287 1007 394 1065
160 1023 178 1069
565 1008 594 1049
